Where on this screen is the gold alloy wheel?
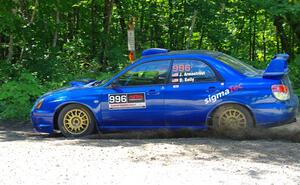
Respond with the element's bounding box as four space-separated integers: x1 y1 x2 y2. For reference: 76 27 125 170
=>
63 109 90 135
218 109 247 129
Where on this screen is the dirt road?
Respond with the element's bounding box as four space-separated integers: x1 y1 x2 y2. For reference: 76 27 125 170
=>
0 118 299 185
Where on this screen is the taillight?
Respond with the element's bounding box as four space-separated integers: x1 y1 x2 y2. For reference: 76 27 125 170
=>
271 84 290 101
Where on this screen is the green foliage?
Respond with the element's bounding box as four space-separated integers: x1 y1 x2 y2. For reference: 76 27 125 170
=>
289 55 300 95
294 89 300 97
0 72 45 120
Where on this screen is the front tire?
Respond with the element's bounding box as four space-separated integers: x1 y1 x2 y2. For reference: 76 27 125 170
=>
58 104 95 137
212 104 254 134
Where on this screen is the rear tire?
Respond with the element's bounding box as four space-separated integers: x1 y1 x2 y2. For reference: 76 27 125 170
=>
212 104 254 134
58 104 95 138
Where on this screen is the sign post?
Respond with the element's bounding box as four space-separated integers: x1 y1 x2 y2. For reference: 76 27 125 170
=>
186 10 197 49
127 17 135 62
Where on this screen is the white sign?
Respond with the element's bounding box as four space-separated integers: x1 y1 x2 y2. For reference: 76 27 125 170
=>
127 29 135 51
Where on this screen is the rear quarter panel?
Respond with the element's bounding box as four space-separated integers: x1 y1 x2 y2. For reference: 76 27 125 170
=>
219 77 292 125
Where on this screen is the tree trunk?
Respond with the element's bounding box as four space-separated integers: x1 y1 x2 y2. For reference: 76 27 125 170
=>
19 0 29 21
7 35 14 61
290 26 295 57
248 14 252 61
149 2 155 48
0 34 4 60
274 16 290 54
174 14 181 49
115 0 126 36
286 12 300 42
19 0 38 60
90 0 97 58
276 31 280 53
7 5 17 61
99 0 114 67
168 0 173 49
186 10 197 49
75 8 80 31
252 12 257 61
150 26 154 47
155 24 164 48
198 24 204 49
288 25 294 58
263 13 267 62
181 0 186 49
52 0 60 48
139 2 145 49
30 0 38 24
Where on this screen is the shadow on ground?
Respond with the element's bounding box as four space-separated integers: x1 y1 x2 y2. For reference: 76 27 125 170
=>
0 118 300 143
1 119 300 169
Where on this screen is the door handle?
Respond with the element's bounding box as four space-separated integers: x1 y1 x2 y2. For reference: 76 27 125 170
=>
147 89 160 95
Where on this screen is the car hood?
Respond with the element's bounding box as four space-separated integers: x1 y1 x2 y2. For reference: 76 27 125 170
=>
41 86 81 98
39 84 103 101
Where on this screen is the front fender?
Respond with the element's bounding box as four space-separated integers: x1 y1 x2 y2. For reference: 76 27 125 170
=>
54 100 101 121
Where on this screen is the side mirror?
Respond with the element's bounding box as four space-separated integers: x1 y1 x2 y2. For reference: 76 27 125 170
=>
110 80 119 89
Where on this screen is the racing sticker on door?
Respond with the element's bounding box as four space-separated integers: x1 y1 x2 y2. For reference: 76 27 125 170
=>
108 93 146 110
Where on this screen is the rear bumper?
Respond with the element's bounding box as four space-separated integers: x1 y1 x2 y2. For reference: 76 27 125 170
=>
253 96 299 127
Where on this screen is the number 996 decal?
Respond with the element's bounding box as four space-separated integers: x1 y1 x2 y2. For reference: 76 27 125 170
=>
108 93 146 110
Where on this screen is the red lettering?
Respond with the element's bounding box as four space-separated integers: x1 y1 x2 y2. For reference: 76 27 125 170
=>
229 85 242 92
128 94 143 99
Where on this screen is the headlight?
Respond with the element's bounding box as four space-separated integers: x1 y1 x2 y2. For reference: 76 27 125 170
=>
35 99 44 109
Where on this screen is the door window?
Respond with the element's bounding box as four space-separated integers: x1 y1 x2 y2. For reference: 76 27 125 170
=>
118 60 171 86
171 60 217 83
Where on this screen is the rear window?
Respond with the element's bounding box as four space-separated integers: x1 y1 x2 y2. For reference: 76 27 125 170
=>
217 54 261 77
171 60 217 83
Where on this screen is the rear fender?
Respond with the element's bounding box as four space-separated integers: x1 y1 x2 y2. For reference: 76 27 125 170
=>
205 101 256 126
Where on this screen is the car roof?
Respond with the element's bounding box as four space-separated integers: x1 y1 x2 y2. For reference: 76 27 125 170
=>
168 50 223 57
141 49 223 58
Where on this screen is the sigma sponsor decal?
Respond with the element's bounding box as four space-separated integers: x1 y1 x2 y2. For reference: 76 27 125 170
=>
108 93 146 110
205 85 242 104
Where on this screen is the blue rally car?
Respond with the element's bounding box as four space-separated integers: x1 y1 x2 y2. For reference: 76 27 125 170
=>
31 48 299 137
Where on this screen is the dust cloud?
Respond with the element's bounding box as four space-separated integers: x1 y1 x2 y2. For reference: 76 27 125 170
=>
86 121 300 143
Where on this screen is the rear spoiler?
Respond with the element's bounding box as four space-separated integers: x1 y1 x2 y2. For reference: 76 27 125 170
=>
263 54 289 78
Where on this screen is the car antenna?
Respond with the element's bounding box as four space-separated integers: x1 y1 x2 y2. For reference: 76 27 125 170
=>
186 10 198 50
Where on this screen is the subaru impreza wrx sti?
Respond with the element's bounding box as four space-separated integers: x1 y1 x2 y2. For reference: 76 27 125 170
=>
31 48 299 137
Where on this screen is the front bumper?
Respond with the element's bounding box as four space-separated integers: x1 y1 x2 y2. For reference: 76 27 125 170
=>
259 117 297 128
31 111 55 134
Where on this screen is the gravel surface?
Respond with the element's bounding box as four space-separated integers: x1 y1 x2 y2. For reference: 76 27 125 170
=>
0 117 299 185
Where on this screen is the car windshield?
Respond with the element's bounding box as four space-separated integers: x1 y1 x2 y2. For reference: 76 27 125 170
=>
217 54 261 77
90 79 108 87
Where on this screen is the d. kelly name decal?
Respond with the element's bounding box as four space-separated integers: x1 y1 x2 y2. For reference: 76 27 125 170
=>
205 85 242 104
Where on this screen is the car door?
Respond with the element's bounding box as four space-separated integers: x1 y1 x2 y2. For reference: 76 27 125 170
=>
100 60 171 127
164 59 224 126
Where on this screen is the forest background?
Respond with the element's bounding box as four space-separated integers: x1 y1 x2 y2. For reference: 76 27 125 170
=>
0 0 299 120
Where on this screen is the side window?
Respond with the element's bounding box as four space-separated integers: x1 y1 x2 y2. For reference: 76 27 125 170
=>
171 60 217 83
118 60 171 86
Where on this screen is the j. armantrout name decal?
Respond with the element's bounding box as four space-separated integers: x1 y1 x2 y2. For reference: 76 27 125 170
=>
205 85 242 104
